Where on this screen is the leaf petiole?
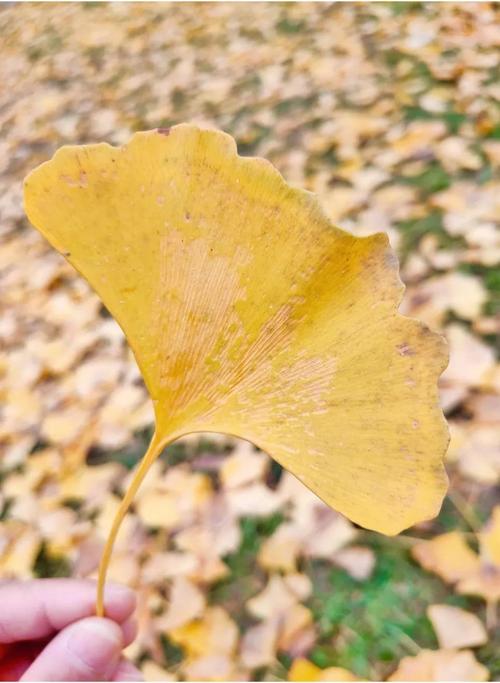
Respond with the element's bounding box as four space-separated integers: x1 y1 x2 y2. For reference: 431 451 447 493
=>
96 431 166 616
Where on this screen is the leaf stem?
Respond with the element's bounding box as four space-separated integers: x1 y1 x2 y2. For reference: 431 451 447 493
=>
96 431 165 617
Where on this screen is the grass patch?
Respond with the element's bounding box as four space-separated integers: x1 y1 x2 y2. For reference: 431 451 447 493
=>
302 497 498 679
485 124 500 139
403 106 467 134
400 162 451 196
397 210 456 256
160 634 184 668
276 17 307 34
275 95 317 117
308 538 445 679
34 544 72 578
389 2 423 16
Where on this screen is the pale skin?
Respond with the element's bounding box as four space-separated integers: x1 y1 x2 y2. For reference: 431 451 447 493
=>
0 579 143 681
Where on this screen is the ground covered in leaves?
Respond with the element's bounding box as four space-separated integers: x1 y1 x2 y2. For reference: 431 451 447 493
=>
0 3 499 681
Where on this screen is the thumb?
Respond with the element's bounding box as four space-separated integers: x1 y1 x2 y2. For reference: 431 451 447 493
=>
21 618 123 682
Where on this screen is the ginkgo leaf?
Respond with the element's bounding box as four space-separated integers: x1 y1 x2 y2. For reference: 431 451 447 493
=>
427 604 487 649
288 658 359 682
388 649 489 682
412 531 481 584
23 124 449 614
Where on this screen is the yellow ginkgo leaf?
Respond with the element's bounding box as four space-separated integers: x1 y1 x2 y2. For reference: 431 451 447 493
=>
288 658 359 682
23 124 449 614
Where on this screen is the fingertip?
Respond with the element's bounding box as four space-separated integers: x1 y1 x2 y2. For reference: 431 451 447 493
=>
120 617 138 648
69 617 123 650
22 618 123 681
103 583 137 622
67 618 123 672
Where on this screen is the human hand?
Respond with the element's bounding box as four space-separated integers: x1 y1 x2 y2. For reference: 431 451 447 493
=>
0 579 142 681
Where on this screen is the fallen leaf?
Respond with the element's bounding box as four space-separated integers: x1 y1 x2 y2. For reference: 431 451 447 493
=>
442 325 495 389
169 606 238 659
333 546 376 581
457 567 500 604
136 490 182 530
436 137 482 173
450 424 500 485
157 577 206 631
142 552 198 584
0 521 41 578
183 655 245 682
247 575 299 620
140 661 177 682
41 405 92 446
288 658 359 681
402 273 487 327
240 620 279 669
304 511 357 560
427 604 487 649
388 649 489 681
283 573 313 602
440 324 495 412
106 552 141 587
220 442 268 489
412 531 480 583
226 482 282 518
277 603 314 652
258 522 301 573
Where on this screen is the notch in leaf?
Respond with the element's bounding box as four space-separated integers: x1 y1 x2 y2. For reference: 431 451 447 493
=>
23 125 449 615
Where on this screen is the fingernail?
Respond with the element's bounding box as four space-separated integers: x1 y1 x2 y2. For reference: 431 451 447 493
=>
66 618 122 676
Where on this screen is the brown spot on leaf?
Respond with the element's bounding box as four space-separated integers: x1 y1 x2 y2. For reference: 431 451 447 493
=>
397 343 416 357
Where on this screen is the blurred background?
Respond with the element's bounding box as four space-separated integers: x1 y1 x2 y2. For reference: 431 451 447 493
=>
0 3 499 681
